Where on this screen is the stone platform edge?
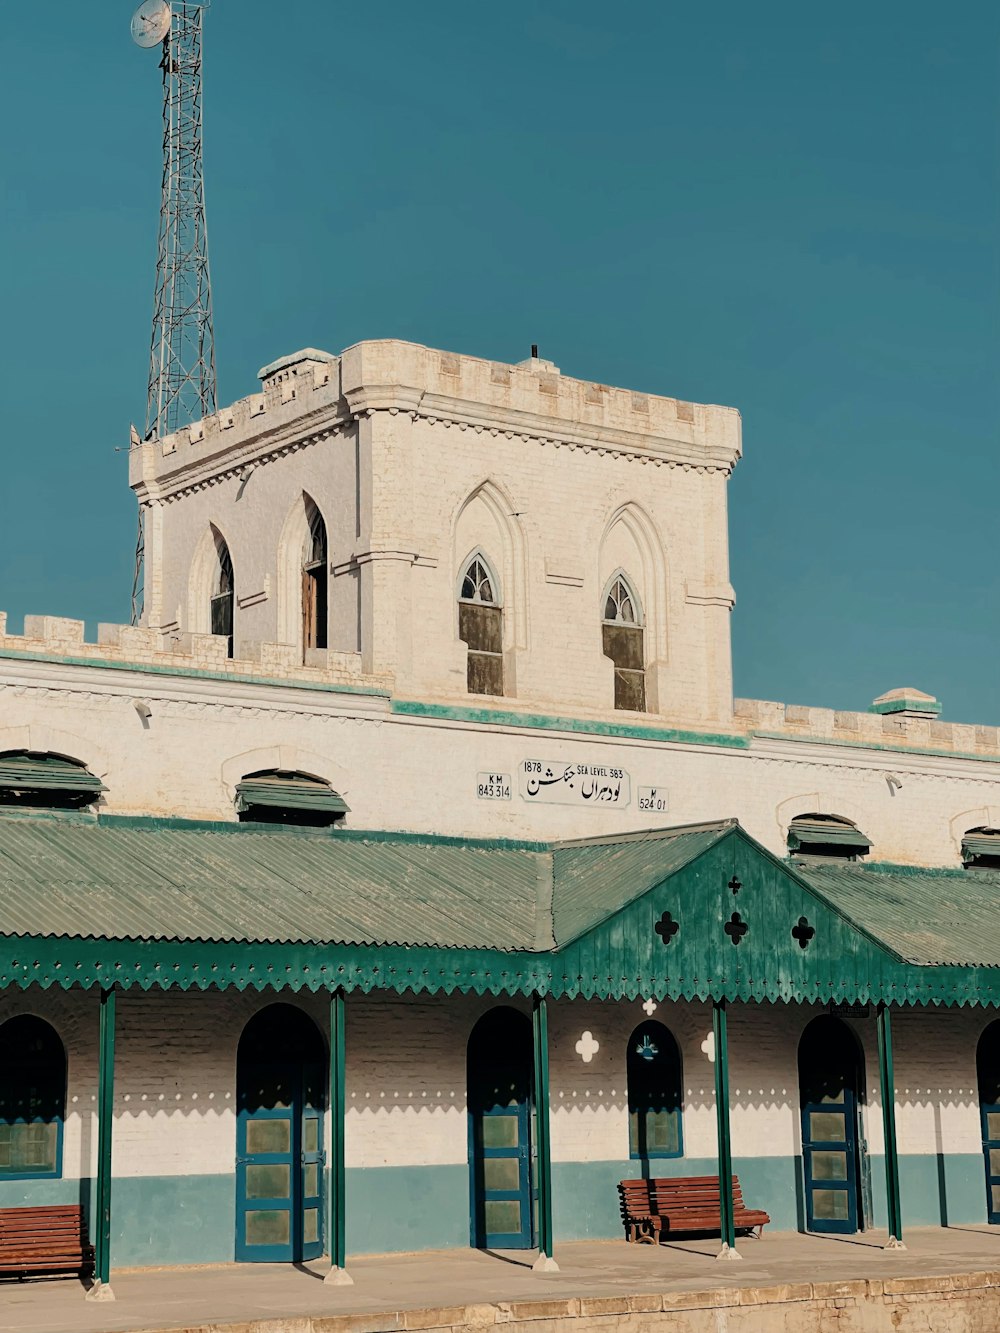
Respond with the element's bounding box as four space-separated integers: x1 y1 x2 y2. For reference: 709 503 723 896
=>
130 1269 1000 1333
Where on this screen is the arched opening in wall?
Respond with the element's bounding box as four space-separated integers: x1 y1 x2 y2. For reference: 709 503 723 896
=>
963 829 1000 872
235 769 349 828
626 1021 683 1168
458 552 503 697
467 1007 533 1250
601 573 645 712
235 1004 326 1263
210 531 235 658
976 1021 1000 1222
0 1015 67 1179
302 501 329 656
798 1016 868 1234
0 752 105 812
787 815 870 862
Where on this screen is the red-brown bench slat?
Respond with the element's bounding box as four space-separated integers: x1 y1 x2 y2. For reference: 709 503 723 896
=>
619 1176 770 1243
0 1206 93 1280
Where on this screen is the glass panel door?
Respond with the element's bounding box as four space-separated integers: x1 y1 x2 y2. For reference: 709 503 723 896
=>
300 1099 324 1261
235 1008 326 1265
476 1095 531 1248
981 1107 1000 1223
237 1091 296 1262
799 1017 861 1236
468 1007 534 1250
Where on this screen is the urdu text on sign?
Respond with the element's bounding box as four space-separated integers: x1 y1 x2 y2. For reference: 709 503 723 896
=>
519 760 631 807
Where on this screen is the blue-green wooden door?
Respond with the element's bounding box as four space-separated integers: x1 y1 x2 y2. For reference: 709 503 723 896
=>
236 1006 325 1263
468 1008 534 1249
798 1016 863 1235
977 1021 1000 1223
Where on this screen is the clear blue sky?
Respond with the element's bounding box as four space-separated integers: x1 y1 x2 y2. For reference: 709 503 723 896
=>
1 1 997 722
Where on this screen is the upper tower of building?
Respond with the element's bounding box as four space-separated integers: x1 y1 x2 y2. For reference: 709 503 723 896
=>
129 340 742 727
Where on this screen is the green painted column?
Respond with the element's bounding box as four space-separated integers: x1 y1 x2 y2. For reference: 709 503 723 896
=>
86 986 116 1302
324 988 353 1285
531 993 558 1271
876 1001 905 1248
712 999 740 1259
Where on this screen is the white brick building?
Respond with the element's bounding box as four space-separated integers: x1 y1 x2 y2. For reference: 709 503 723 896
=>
1 341 999 1288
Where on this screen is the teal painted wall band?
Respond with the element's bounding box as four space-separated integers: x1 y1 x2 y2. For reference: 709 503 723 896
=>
392 699 749 750
0 1153 986 1267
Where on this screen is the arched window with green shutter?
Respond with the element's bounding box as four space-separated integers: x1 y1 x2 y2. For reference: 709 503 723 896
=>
627 1021 683 1160
0 1016 66 1179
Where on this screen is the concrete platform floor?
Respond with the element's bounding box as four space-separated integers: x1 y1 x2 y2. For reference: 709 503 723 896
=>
3 1227 1000 1333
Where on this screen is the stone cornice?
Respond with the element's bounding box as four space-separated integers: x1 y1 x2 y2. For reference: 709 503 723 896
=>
131 338 743 502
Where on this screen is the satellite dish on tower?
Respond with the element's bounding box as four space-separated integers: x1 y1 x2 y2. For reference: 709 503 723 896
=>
131 0 171 48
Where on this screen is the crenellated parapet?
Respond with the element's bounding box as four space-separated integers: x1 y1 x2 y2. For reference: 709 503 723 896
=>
735 695 1000 760
129 340 743 505
0 613 392 693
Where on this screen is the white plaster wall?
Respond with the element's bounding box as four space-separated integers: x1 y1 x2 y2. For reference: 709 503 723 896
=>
0 656 997 866
151 429 360 656
0 990 989 1182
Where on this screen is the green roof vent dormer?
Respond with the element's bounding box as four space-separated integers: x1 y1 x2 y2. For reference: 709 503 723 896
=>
788 813 871 861
0 752 105 812
235 770 349 829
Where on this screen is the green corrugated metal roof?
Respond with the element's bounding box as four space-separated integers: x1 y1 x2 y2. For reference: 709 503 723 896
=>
0 818 546 951
794 861 1000 967
0 814 731 955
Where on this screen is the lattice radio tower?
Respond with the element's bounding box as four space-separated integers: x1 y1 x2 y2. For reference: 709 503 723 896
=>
130 0 218 622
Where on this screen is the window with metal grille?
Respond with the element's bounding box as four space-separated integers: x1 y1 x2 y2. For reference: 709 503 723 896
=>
211 535 235 658
602 574 645 711
627 1021 683 1159
459 554 503 696
787 814 870 861
302 502 328 655
0 1016 65 1179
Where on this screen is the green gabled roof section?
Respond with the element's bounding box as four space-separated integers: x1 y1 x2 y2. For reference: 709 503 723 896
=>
549 821 734 945
793 860 1000 968
3 815 1000 1006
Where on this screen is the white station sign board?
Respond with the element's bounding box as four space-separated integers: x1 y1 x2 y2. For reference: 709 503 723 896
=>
519 759 630 807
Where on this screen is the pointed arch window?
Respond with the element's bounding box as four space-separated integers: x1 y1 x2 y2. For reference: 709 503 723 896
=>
302 502 328 655
211 534 235 658
459 553 503 696
627 1021 683 1159
602 574 645 711
0 1016 66 1179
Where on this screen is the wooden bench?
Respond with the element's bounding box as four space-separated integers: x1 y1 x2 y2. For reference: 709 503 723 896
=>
0 1205 94 1279
619 1176 770 1243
